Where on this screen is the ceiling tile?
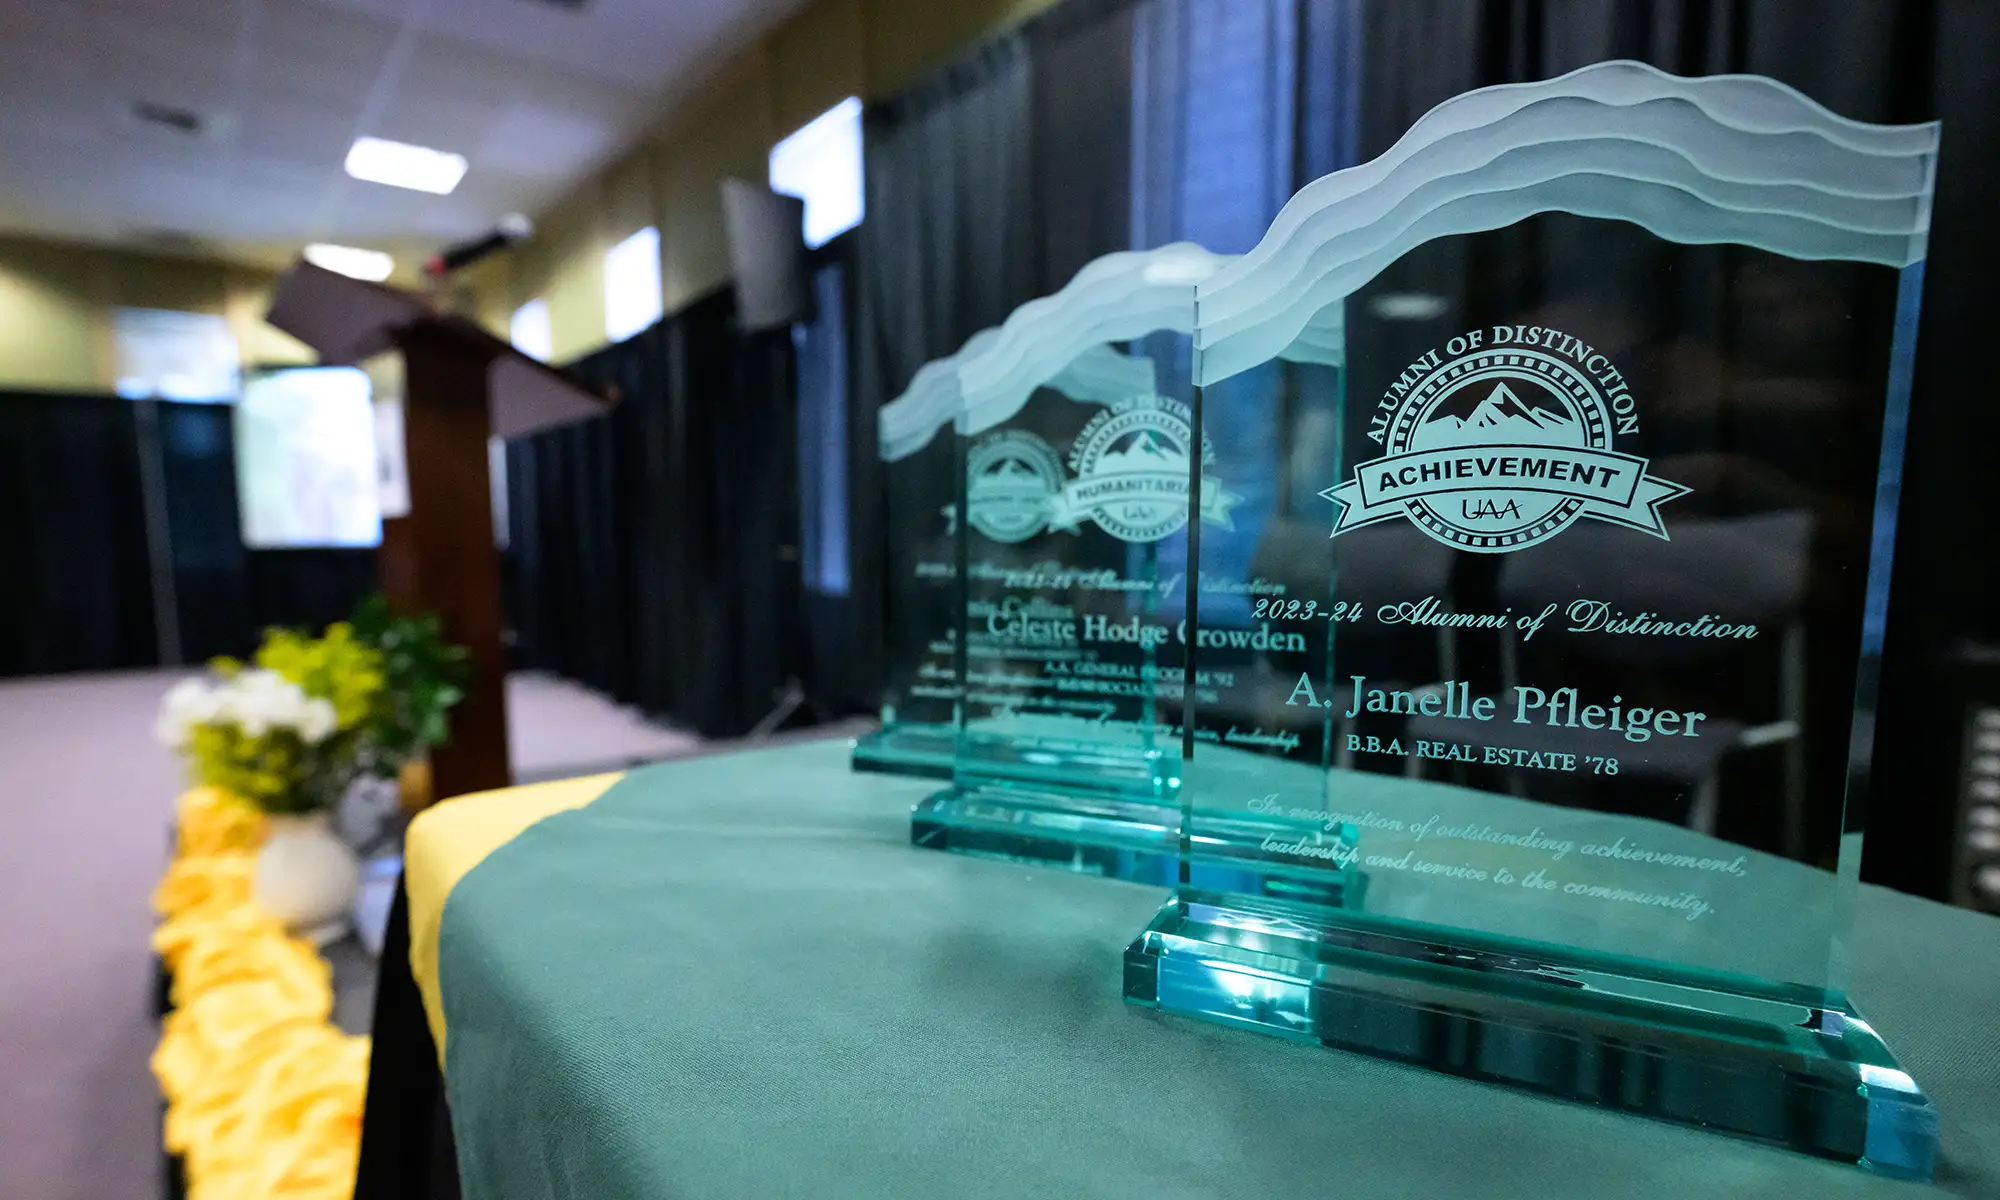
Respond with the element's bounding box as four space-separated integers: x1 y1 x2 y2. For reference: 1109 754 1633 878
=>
0 0 812 266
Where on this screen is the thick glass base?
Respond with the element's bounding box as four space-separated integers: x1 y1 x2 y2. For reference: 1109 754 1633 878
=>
1123 891 1938 1180
943 709 1196 799
913 786 1367 902
850 724 956 780
850 722 1173 792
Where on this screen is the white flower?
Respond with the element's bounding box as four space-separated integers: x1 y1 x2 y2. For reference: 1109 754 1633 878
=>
156 665 346 752
155 677 219 748
250 673 294 732
297 698 338 745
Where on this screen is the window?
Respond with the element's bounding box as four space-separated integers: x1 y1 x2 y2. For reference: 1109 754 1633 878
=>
769 97 864 248
603 226 663 342
511 298 553 362
114 308 240 402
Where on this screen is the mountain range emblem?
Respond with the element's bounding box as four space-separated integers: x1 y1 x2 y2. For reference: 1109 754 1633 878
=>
1417 381 1576 449
1060 396 1239 543
1321 340 1689 553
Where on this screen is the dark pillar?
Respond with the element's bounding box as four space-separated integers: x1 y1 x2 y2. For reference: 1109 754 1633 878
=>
384 323 510 800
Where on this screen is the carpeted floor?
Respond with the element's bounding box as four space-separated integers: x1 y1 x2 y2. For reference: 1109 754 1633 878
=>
0 668 701 1200
506 671 703 781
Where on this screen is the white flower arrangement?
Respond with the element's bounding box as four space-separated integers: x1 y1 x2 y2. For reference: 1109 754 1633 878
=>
155 670 340 749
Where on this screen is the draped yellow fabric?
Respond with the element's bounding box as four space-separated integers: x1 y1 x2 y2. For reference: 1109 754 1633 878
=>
403 773 623 1059
151 787 371 1200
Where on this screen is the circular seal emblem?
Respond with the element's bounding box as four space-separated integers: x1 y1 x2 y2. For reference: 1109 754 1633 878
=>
965 429 1064 542
1389 349 1608 550
1322 331 1687 553
1064 396 1216 543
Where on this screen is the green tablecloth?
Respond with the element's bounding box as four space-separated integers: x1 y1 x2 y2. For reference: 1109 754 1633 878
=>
433 739 2000 1199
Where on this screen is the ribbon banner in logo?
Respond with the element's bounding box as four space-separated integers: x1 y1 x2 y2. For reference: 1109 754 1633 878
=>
1325 444 1688 538
1048 471 1240 534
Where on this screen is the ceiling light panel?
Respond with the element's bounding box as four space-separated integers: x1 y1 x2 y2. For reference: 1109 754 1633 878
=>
304 243 394 281
344 135 468 195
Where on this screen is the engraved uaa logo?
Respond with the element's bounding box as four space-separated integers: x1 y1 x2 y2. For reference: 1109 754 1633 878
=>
966 430 1065 542
1322 330 1689 553
1059 396 1237 543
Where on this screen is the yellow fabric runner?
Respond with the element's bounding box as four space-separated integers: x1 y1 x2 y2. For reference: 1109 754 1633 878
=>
152 787 372 1200
404 773 624 1058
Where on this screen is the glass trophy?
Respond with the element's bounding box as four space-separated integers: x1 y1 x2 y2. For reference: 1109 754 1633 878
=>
893 246 1215 878
893 247 1370 886
1123 61 1942 1177
854 339 989 779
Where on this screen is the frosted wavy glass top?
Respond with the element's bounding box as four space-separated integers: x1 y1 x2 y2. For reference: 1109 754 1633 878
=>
876 337 1162 462
878 243 1344 461
1041 343 1159 406
1195 59 1938 384
953 242 1223 440
876 244 1220 461
879 60 1936 451
876 328 997 463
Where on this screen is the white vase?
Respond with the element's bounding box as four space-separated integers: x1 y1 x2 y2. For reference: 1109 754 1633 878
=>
256 810 361 945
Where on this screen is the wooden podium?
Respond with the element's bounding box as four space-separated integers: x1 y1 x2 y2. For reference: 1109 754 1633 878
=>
266 261 612 800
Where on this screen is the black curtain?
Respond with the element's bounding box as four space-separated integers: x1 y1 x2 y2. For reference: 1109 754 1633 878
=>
504 289 801 738
154 401 249 661
505 368 629 700
1875 0 2000 898
0 390 158 676
793 253 859 708
680 300 800 734
240 550 377 637
153 400 376 659
853 1 1139 714
0 393 381 678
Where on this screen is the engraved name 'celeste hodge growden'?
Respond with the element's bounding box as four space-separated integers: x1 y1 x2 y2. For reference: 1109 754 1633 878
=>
1321 326 1690 553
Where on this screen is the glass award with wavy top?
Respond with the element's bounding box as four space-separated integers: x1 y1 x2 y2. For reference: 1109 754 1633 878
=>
893 247 1374 886
895 247 1217 879
1122 60 1941 1177
853 349 975 780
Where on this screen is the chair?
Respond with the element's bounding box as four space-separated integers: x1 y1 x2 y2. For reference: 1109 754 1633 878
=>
1404 510 1814 852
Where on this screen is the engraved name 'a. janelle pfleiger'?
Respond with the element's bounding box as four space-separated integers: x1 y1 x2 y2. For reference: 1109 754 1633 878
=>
1285 676 1707 745
1323 325 1690 552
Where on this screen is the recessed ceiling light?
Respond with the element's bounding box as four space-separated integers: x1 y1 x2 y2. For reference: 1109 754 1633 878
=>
304 243 394 281
344 136 467 195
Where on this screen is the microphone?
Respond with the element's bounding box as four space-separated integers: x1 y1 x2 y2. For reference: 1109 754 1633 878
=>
424 213 533 277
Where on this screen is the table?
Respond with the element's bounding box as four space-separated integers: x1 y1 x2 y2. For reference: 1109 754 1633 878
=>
358 738 2000 1199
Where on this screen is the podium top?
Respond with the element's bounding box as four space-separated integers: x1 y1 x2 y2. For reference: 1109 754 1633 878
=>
266 260 613 439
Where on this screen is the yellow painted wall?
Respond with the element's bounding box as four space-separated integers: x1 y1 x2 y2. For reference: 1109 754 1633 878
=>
492 0 1062 356
0 235 311 392
223 267 316 371
864 0 1060 95
0 239 104 391
769 0 868 136
534 192 610 362
655 56 776 314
